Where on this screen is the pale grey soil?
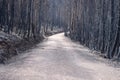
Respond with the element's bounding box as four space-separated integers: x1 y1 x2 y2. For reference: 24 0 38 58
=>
0 33 120 80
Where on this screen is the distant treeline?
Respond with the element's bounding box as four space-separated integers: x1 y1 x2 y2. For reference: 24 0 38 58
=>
64 0 120 59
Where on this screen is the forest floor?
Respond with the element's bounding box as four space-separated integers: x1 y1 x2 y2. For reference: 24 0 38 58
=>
0 31 45 63
0 33 119 80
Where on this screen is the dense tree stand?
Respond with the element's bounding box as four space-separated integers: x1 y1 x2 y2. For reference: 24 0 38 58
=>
64 0 120 60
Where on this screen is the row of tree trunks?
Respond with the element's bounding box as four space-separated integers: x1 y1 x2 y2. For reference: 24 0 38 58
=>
0 0 49 39
65 0 120 60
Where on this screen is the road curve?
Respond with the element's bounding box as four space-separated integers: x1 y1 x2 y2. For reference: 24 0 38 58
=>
0 33 120 80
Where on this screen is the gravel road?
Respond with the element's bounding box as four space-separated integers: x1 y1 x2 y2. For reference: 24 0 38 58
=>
0 33 120 80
